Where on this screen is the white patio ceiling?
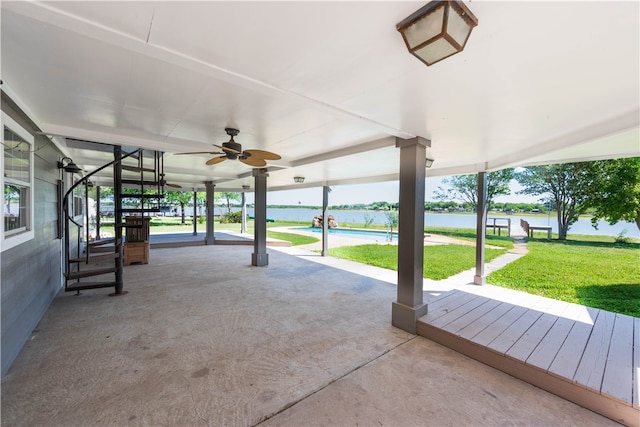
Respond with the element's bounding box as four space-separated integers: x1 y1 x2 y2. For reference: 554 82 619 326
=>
2 1 638 191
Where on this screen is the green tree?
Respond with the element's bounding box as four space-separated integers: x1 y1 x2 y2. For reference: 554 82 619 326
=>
163 191 193 224
584 157 640 231
435 169 514 214
515 163 592 240
215 192 241 215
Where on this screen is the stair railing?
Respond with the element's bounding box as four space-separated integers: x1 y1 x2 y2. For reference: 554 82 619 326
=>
62 149 141 290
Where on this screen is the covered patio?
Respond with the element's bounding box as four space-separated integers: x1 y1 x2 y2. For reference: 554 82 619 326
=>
0 244 619 426
1 1 638 425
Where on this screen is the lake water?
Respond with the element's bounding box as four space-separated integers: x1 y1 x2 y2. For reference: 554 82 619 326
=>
245 207 639 238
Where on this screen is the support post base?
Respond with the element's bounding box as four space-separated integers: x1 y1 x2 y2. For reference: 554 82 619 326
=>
473 275 486 285
252 253 269 267
392 301 428 334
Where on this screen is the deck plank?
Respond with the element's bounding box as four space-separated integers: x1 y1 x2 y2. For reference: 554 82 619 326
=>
429 295 489 329
455 290 533 341
473 305 528 347
441 298 502 335
601 313 634 405
458 300 519 341
634 316 639 409
421 291 479 323
548 307 599 380
507 312 558 362
573 309 616 391
488 308 543 355
526 303 585 371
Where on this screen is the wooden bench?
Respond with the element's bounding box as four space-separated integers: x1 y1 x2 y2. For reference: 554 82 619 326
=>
486 217 511 236
520 219 552 239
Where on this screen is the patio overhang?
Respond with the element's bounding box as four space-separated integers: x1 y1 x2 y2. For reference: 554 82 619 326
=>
1 1 637 190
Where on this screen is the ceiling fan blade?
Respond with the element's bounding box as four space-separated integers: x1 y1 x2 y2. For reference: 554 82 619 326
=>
240 156 267 167
243 149 281 160
206 156 228 165
213 144 242 155
122 165 155 173
166 183 182 189
174 151 224 155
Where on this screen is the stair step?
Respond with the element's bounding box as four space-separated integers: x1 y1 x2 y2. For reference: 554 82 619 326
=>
119 194 163 199
122 165 156 173
88 238 116 247
121 208 161 213
66 267 118 280
65 282 117 292
90 246 116 253
121 179 159 186
69 252 119 263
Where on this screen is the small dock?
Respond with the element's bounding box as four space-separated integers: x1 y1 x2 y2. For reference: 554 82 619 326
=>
418 285 638 426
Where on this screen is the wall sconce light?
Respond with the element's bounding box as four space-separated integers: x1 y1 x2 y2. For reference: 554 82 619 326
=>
293 176 305 183
57 157 83 174
397 0 478 67
425 146 435 168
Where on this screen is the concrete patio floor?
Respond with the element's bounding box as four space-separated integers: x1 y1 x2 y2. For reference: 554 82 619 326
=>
1 244 619 426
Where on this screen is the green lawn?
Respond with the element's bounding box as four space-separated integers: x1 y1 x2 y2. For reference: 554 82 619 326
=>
266 231 319 246
330 244 506 280
488 239 640 317
424 226 515 249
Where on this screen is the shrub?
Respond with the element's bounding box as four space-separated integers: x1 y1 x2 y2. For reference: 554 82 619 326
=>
615 229 630 244
221 211 243 224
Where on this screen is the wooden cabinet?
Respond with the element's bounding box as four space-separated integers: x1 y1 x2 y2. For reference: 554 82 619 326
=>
124 217 150 265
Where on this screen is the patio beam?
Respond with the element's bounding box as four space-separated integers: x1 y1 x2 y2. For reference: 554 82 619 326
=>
392 137 429 334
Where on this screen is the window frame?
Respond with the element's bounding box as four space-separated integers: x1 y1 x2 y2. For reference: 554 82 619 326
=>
1 112 35 251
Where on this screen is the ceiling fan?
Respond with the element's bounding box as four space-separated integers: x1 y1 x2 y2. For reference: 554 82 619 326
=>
174 128 281 167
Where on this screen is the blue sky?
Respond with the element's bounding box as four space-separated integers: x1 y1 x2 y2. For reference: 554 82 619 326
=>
248 177 543 206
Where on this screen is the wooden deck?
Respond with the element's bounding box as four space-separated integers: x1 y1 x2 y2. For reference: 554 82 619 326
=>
417 286 639 427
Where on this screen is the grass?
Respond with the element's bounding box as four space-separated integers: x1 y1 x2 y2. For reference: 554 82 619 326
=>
488 238 640 317
266 231 319 246
330 244 506 280
425 226 515 249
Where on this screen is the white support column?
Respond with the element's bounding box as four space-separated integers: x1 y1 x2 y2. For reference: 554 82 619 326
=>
205 181 215 245
474 171 488 285
321 185 329 257
241 191 247 234
252 168 269 266
392 137 429 334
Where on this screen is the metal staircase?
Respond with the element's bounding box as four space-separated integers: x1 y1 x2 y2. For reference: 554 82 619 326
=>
62 147 165 295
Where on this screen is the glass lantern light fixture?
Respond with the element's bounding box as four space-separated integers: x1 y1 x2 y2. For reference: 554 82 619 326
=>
397 0 478 67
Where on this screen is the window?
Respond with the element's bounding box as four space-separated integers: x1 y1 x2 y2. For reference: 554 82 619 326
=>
2 113 34 251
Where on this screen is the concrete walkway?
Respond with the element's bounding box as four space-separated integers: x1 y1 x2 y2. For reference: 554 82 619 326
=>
0 243 617 426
